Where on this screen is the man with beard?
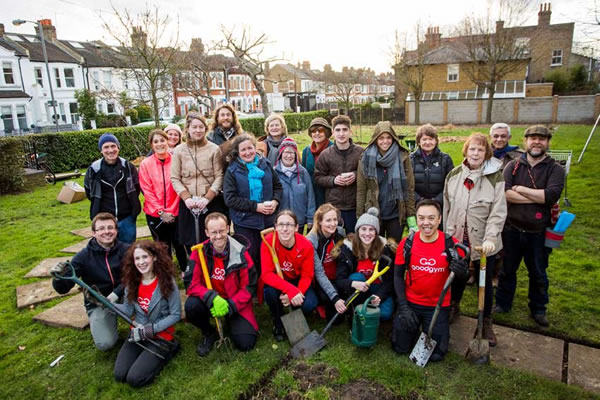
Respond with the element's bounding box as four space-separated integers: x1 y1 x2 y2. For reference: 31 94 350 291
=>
207 104 243 146
494 125 564 327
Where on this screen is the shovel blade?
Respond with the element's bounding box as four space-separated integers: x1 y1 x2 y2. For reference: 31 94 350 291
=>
466 338 490 365
281 309 311 345
290 331 326 359
409 332 437 368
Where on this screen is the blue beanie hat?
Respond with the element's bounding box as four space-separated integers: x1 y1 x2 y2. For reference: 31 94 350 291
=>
98 133 120 151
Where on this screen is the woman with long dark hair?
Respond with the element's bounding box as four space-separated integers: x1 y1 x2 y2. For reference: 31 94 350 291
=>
113 240 180 387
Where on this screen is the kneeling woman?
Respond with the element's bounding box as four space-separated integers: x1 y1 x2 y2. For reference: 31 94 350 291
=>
333 208 395 320
113 240 181 388
185 212 258 356
262 210 318 341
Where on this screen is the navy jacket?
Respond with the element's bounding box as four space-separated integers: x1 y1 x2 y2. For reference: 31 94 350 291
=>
223 157 283 230
410 147 454 207
274 163 315 226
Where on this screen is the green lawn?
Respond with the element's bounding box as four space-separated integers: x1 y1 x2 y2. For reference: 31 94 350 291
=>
1 124 599 399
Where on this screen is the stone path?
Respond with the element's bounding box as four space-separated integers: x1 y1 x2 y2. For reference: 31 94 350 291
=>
60 238 90 253
33 293 89 330
16 280 78 309
70 225 151 239
568 344 600 394
25 256 71 278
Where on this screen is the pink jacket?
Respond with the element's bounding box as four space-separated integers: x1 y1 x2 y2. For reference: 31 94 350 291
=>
139 153 180 217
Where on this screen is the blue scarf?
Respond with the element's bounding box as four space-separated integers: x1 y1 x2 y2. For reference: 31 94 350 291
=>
242 155 264 202
494 145 519 159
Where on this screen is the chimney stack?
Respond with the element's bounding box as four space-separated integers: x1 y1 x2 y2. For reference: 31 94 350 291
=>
36 19 57 41
538 3 552 26
425 26 441 49
0 24 5 37
496 20 504 32
302 61 311 70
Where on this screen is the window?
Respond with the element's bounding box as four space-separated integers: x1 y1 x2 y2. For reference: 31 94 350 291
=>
107 103 115 114
54 68 62 88
2 62 15 85
69 102 79 123
58 103 67 122
64 68 75 88
447 64 459 82
92 71 99 90
16 105 27 130
68 41 84 49
1 106 14 133
103 71 112 88
34 68 44 87
515 37 530 56
551 49 563 66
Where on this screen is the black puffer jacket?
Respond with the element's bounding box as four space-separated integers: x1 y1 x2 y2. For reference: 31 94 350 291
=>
52 238 129 311
410 147 454 207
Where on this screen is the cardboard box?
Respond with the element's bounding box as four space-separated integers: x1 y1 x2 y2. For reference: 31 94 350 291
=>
57 182 86 204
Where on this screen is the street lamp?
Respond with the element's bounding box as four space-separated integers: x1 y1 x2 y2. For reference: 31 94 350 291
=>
13 19 60 132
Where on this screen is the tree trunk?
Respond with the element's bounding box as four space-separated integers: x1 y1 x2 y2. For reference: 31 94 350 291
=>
485 87 495 124
414 99 421 125
151 86 161 128
256 83 270 116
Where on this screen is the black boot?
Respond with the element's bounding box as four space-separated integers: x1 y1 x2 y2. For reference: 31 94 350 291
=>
196 330 218 357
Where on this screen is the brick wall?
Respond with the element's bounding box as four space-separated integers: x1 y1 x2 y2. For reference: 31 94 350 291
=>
406 94 598 125
526 83 553 97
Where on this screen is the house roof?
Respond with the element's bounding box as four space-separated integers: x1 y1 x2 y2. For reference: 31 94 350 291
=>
3 33 79 63
406 43 530 66
275 64 315 80
59 40 127 68
0 90 31 99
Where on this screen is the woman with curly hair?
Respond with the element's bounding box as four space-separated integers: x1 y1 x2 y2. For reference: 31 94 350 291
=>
113 240 181 387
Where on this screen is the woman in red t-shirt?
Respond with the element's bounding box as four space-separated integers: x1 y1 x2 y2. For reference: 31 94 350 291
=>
333 208 396 320
113 240 181 387
261 210 318 341
306 203 347 321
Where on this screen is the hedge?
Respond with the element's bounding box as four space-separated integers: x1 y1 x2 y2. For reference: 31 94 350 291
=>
0 137 25 194
0 110 330 181
240 110 329 136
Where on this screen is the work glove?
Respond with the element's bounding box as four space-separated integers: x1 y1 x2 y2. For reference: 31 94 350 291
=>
50 261 71 277
449 258 469 279
397 304 419 333
106 292 119 303
407 216 418 233
83 285 105 308
210 295 229 318
481 240 495 255
130 324 154 342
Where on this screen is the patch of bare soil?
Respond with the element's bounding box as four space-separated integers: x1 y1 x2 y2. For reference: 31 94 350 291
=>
333 379 406 400
292 362 339 391
439 136 468 143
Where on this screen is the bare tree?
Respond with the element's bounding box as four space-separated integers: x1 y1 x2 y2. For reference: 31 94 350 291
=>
321 67 364 112
219 26 280 116
392 24 431 124
102 4 181 127
455 1 533 123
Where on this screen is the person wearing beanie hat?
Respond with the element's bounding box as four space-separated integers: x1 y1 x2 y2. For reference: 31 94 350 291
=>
274 138 315 233
84 133 141 244
332 206 396 321
301 117 334 208
258 114 288 166
164 123 183 153
356 121 416 243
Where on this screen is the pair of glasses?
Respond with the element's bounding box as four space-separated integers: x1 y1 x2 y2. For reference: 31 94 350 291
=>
310 127 327 135
94 226 116 232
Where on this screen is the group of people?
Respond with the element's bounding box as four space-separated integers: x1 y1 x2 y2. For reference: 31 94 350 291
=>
49 104 564 387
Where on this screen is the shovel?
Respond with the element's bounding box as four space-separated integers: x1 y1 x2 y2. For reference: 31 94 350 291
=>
261 227 311 345
409 242 470 367
290 257 391 359
191 242 233 354
466 247 490 364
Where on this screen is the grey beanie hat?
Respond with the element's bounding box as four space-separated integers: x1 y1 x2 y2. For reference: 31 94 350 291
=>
355 207 380 234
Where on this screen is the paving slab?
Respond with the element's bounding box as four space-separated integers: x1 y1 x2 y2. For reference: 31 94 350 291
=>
137 225 151 238
60 238 90 253
450 316 563 382
180 291 188 320
16 280 78 309
568 343 600 394
33 293 89 330
70 227 93 238
25 257 71 278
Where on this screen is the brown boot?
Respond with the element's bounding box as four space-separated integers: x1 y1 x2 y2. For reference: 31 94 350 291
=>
448 301 460 324
483 317 497 347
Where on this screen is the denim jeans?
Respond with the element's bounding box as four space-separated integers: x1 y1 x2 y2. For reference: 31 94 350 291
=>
117 215 137 244
392 302 449 360
264 279 318 329
495 228 551 315
347 272 395 321
340 209 357 234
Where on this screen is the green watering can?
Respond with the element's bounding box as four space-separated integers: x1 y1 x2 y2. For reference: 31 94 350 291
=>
351 295 380 348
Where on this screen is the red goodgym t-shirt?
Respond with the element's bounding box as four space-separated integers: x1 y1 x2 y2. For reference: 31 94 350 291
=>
210 256 227 298
136 277 174 341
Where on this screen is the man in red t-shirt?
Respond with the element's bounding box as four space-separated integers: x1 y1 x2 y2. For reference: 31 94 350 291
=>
184 212 258 357
392 199 468 362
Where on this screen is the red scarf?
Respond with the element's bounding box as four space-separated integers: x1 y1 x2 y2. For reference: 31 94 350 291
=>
310 140 329 162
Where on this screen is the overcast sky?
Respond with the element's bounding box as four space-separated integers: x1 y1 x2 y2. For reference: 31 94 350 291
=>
3 0 597 74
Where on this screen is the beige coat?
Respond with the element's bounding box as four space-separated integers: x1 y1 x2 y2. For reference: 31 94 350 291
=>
443 158 507 260
170 141 223 201
356 121 415 224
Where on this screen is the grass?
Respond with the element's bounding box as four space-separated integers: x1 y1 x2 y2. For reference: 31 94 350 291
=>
1 124 599 399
